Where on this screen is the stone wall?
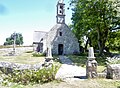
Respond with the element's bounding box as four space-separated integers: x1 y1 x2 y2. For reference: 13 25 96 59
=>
46 24 80 55
0 62 43 74
106 64 120 79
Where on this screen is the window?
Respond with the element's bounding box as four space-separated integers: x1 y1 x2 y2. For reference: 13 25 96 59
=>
59 32 62 36
60 5 63 9
59 10 62 13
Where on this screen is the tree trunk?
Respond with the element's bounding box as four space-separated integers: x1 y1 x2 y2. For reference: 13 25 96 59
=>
88 37 92 47
97 27 109 56
85 37 92 51
97 29 104 55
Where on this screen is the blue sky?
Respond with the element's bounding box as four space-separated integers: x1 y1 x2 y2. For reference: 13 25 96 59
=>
0 0 72 45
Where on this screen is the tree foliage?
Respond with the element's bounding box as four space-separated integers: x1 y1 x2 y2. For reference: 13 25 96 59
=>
70 0 120 55
106 30 120 51
4 33 23 45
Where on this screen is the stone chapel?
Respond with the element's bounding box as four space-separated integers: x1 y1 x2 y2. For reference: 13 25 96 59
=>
33 0 80 55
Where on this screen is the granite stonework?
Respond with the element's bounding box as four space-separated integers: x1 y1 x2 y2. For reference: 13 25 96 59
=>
0 62 42 70
106 64 120 80
86 60 97 78
86 47 98 78
45 24 80 55
0 61 53 74
33 0 80 55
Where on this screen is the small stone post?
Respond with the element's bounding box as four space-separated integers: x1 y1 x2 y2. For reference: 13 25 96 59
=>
86 47 98 78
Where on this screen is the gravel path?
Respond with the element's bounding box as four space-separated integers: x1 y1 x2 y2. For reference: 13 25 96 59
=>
55 56 86 80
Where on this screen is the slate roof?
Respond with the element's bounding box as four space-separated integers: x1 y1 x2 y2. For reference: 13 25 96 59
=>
33 31 47 44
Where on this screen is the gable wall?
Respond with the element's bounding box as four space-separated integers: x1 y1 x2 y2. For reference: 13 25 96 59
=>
45 24 80 55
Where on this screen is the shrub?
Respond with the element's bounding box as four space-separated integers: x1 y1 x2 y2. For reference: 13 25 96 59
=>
32 53 45 57
3 64 59 85
96 56 108 66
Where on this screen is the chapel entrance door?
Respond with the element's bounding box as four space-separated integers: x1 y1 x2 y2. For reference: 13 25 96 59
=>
58 44 63 55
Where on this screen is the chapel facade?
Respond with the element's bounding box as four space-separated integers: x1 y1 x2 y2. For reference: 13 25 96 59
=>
33 0 80 55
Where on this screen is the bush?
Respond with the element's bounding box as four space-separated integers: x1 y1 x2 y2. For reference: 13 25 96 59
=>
32 53 45 57
96 56 108 66
3 65 59 85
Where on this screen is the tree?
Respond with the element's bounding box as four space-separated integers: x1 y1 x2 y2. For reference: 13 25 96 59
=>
4 33 24 45
70 0 120 55
106 30 120 51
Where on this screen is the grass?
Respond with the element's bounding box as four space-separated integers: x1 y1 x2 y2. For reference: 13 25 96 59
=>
0 47 62 87
0 53 45 64
32 53 45 57
0 79 120 88
97 66 106 73
68 55 87 67
0 48 120 88
0 45 13 49
52 55 61 63
0 49 45 65
68 55 107 72
0 45 33 49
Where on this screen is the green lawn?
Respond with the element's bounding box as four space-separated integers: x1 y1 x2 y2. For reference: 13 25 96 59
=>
68 55 87 67
68 55 106 72
0 50 45 64
0 79 120 88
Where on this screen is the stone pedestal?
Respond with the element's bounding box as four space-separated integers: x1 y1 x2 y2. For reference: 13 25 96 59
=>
46 46 53 59
86 47 98 78
44 46 53 67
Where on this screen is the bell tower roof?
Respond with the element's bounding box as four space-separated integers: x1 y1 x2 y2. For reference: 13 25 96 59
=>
56 0 65 24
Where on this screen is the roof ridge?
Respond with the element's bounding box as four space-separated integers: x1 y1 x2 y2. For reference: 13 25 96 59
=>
34 31 48 33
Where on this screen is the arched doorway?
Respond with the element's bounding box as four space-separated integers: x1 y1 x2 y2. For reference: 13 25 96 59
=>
58 44 63 55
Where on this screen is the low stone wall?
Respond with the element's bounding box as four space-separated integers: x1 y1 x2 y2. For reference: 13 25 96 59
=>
0 58 54 74
0 62 43 70
0 62 43 74
106 64 120 80
107 55 120 62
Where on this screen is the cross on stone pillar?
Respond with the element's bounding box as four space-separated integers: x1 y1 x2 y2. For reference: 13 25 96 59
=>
86 47 98 78
13 32 16 54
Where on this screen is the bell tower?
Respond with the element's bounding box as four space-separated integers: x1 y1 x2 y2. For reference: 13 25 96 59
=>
56 0 65 24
